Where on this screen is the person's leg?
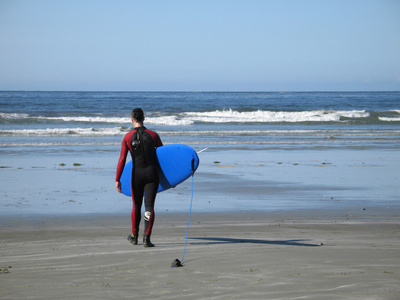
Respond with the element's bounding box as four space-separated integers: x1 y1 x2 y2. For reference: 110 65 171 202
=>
131 173 144 236
143 180 158 246
131 194 143 236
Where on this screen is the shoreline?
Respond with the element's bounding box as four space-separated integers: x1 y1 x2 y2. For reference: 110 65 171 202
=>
1 147 399 216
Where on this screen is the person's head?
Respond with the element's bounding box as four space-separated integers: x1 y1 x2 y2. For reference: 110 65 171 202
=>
131 108 144 124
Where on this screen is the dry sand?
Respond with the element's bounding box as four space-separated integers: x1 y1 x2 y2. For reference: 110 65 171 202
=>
1 209 399 299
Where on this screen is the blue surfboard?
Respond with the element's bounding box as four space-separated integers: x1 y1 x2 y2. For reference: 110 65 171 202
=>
120 144 200 196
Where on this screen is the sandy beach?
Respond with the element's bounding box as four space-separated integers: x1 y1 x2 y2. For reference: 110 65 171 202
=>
1 209 399 300
1 145 400 299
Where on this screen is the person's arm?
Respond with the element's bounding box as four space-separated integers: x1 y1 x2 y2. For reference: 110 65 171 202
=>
115 137 129 193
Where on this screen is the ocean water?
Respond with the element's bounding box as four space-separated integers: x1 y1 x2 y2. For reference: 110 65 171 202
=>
1 91 399 216
1 91 399 150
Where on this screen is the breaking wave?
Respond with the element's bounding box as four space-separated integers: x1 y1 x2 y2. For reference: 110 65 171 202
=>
2 109 395 125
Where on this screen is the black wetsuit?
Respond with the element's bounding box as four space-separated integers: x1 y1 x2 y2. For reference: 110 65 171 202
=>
116 126 163 237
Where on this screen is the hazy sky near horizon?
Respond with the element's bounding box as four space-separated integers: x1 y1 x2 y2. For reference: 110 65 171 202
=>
1 0 399 91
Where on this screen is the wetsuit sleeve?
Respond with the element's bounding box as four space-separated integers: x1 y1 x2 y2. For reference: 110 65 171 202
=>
145 129 163 148
155 133 163 148
115 135 130 182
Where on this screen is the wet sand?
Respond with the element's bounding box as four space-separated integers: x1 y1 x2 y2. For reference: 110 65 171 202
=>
1 146 399 299
1 209 399 299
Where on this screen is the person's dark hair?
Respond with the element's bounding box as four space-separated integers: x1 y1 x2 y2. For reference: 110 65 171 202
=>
131 108 144 123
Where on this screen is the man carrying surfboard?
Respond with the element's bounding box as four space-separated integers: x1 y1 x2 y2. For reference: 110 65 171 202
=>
115 108 163 247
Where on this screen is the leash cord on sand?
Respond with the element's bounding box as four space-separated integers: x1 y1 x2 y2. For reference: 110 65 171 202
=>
172 154 200 268
181 173 194 263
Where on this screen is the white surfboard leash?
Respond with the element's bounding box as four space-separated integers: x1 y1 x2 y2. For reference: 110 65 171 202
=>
172 148 207 268
197 147 208 154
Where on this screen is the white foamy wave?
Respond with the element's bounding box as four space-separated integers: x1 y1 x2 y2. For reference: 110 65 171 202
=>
145 116 193 126
0 127 125 136
379 117 400 122
183 109 369 123
0 109 373 125
37 116 129 123
0 112 129 123
37 115 193 126
37 109 370 125
0 112 30 119
379 110 400 122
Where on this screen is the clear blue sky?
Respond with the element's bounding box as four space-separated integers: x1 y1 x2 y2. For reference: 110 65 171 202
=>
1 0 399 91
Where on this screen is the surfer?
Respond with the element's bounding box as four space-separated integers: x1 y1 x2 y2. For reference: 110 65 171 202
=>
115 108 163 247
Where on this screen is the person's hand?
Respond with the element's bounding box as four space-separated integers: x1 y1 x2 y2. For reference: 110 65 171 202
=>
115 181 122 193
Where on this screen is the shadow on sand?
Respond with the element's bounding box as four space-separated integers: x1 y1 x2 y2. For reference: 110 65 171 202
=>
190 237 321 247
